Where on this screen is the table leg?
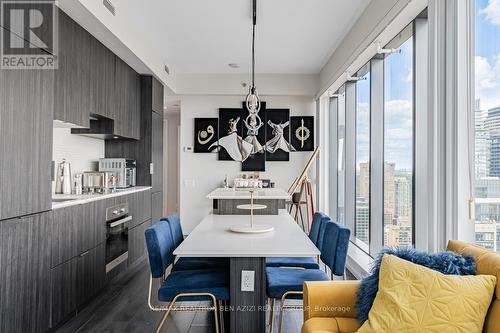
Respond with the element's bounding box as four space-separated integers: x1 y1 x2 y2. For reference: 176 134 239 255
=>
229 257 266 333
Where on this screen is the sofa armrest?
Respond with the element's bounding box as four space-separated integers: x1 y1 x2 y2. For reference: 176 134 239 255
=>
303 280 360 321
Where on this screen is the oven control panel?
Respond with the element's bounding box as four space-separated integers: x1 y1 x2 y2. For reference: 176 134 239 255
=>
106 202 129 221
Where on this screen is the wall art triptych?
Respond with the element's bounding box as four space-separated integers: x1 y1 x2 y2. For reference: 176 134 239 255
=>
193 102 314 171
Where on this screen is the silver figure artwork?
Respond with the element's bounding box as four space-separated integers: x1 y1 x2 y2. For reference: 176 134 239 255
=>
266 120 296 153
211 117 253 162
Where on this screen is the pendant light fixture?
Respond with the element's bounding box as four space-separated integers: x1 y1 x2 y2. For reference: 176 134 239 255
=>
245 0 260 114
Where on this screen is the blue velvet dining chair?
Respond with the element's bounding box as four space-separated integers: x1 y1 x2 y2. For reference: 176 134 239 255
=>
265 212 329 270
266 220 351 333
162 213 228 271
145 220 229 333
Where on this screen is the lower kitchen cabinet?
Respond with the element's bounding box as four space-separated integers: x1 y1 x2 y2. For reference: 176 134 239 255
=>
128 219 151 266
51 243 106 325
128 190 152 229
51 199 110 267
151 191 164 222
0 212 52 333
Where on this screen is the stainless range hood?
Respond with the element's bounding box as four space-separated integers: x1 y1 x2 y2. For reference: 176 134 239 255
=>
71 114 124 140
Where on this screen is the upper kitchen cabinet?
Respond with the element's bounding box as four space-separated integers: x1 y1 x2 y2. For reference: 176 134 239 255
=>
54 10 91 128
0 47 53 220
151 111 164 192
114 57 141 140
152 76 164 115
89 37 115 119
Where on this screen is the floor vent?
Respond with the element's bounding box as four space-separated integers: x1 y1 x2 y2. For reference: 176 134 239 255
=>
103 0 115 15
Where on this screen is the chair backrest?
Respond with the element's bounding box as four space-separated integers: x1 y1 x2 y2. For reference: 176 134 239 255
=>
320 220 351 276
315 215 330 251
144 220 176 278
447 240 500 333
309 212 329 246
164 213 183 248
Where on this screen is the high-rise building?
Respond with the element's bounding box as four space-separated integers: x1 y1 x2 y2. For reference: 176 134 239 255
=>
485 107 500 177
355 198 369 244
394 176 410 218
384 162 395 216
475 101 490 178
359 162 369 200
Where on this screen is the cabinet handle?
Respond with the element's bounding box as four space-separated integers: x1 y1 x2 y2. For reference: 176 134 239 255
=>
79 250 90 257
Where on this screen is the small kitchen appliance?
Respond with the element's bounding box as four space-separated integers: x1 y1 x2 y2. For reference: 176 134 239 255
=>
99 158 136 188
55 158 72 194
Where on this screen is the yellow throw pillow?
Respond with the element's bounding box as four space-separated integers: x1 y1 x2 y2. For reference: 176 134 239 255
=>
357 254 496 333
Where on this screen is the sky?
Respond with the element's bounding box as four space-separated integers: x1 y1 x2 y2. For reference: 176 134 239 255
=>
476 0 500 111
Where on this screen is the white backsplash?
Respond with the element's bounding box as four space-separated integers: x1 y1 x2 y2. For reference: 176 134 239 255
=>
52 128 105 192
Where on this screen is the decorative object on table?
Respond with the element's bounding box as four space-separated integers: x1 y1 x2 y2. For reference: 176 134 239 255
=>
194 118 218 153
355 246 476 324
229 189 274 233
222 174 229 188
265 109 293 161
261 179 271 188
233 177 262 189
290 116 314 151
356 254 494 333
214 108 250 161
288 146 320 228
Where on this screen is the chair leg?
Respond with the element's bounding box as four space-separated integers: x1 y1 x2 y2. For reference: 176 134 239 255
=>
278 298 285 333
269 298 275 333
218 300 225 333
154 307 172 333
212 297 220 333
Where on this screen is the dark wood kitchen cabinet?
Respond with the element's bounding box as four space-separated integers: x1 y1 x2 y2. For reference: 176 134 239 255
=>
114 57 141 140
51 200 109 267
152 76 164 115
152 111 164 192
0 46 53 220
152 191 164 222
128 190 152 229
0 212 51 333
89 37 115 119
128 219 151 266
54 9 91 128
51 243 105 325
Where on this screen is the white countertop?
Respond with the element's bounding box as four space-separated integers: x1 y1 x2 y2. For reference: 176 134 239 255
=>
206 187 291 200
52 186 151 209
174 210 319 257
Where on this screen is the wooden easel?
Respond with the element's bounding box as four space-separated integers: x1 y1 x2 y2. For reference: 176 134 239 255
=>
288 146 320 232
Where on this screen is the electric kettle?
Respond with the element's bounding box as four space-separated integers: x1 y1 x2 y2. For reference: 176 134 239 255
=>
55 158 72 194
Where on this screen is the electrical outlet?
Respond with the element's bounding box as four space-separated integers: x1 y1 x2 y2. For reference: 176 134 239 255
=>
241 270 255 292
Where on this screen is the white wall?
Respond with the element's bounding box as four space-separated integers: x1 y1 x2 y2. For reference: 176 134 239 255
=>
179 95 316 233
52 128 105 192
164 113 180 215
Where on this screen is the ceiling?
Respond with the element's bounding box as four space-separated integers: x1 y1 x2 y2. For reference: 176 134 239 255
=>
123 0 370 75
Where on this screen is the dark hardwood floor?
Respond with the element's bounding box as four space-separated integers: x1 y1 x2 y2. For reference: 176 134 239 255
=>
54 259 353 333
52 259 302 333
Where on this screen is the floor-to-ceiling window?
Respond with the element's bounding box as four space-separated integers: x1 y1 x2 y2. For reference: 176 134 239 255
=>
355 65 371 249
474 0 500 252
383 24 415 247
338 86 346 225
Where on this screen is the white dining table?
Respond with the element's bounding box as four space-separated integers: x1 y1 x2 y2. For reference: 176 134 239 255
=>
174 210 319 333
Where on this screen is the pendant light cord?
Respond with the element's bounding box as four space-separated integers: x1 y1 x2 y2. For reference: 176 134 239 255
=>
251 0 256 88
252 23 255 88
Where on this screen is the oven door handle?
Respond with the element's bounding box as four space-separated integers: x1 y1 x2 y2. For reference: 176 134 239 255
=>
109 215 132 228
